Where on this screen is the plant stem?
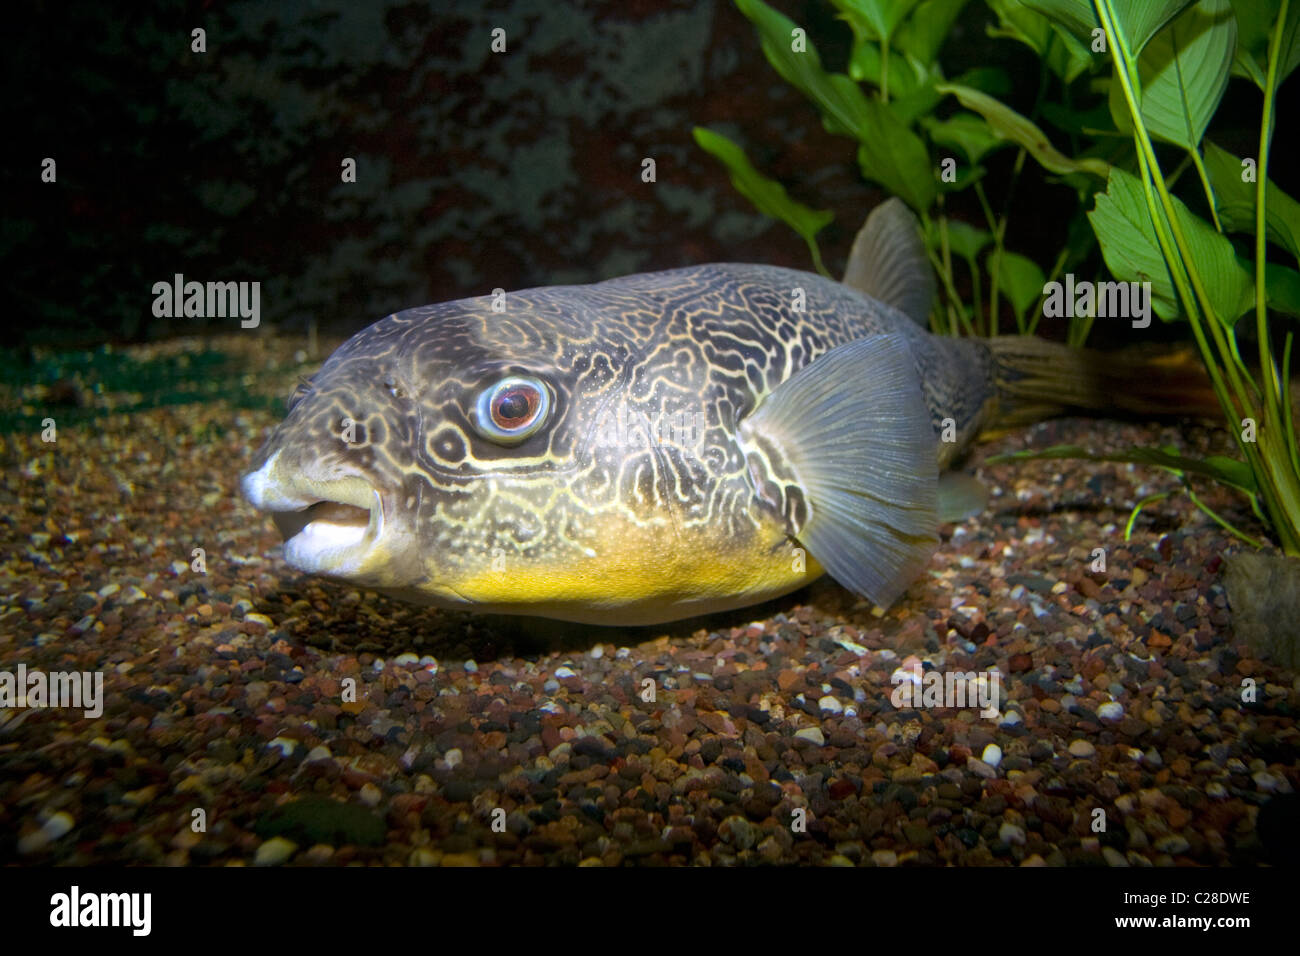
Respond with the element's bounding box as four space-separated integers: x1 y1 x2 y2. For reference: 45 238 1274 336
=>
1190 146 1222 231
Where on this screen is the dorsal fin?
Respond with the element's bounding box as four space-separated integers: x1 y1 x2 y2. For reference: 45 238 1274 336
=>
842 198 934 326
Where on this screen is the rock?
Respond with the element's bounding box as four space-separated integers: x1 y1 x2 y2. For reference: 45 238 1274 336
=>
1154 835 1190 855
267 737 296 757
1068 740 1096 758
443 748 463 769
394 653 420 665
1103 846 1129 867
305 745 332 763
554 666 577 679
358 783 382 807
1097 701 1124 721
17 812 75 854
254 836 298 866
967 757 997 779
981 743 1003 768
794 727 825 747
998 822 1026 845
719 815 757 850
818 695 843 715
1223 552 1300 667
871 849 898 867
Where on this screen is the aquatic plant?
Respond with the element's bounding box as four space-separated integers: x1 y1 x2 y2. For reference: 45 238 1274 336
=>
698 0 1300 556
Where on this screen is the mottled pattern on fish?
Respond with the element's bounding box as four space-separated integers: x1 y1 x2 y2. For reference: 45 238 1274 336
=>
244 262 997 624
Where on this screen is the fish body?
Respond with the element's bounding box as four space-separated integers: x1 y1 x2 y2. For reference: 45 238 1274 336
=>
241 202 1003 624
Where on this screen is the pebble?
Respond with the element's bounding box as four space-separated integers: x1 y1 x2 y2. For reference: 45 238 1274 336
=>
1253 770 1288 793
998 822 1026 845
554 666 577 679
1068 740 1096 758
1097 701 1124 721
17 812 75 854
719 815 757 850
871 849 898 867
1103 846 1129 867
394 653 419 665
443 748 463 769
1154 835 1190 855
966 757 997 779
818 695 843 714
358 783 382 807
981 743 1003 768
305 745 332 763
794 727 825 746
267 737 296 757
253 837 297 866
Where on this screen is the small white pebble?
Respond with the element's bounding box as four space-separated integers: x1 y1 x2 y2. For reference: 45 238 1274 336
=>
982 743 1003 768
1097 701 1124 721
464 660 478 673
394 653 419 666
871 849 898 867
794 727 825 746
305 745 331 763
818 696 843 715
554 666 576 679
998 822 1026 845
1253 770 1289 793
998 711 1023 729
443 748 463 769
358 782 382 807
589 645 604 659
267 737 296 757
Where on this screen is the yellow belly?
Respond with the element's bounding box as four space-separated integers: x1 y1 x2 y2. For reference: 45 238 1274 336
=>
437 511 824 625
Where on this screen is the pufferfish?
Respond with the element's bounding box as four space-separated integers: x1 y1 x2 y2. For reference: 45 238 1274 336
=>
241 200 1201 625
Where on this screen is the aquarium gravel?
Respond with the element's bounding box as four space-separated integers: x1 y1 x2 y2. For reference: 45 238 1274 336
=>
1 336 1295 866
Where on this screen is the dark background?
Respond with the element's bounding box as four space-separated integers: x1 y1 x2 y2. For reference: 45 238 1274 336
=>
3 0 1290 349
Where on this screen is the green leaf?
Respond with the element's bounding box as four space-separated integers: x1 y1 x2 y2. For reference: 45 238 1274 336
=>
935 83 1111 178
849 40 929 97
984 0 1096 82
735 0 873 139
1087 166 1255 323
1130 0 1236 151
944 219 993 260
693 127 834 274
986 443 1258 494
1231 0 1300 89
896 0 972 63
831 0 924 44
1022 0 1195 54
1260 261 1300 317
923 111 1008 163
856 98 938 211
951 66 1013 97
997 250 1047 323
1204 140 1300 262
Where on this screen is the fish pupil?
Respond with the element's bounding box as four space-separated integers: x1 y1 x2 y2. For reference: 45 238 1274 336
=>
494 388 534 426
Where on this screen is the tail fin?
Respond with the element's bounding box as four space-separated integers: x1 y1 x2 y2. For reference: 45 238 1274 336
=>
985 335 1223 428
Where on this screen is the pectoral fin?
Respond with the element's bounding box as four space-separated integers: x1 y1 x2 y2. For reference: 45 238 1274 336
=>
737 335 938 609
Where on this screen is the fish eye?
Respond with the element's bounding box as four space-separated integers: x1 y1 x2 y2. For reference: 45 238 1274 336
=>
473 375 551 445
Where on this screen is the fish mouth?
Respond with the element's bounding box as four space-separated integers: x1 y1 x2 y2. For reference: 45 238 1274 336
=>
240 453 386 575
